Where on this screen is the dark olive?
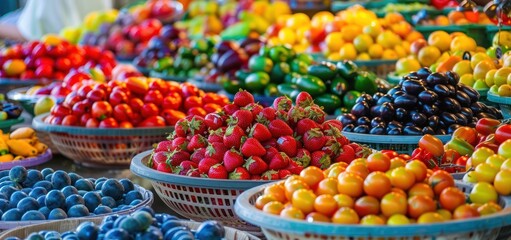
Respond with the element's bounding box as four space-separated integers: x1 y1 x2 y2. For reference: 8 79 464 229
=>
392 90 407 98
338 113 357 126
436 128 447 135
421 104 440 117
370 117 384 128
387 87 401 96
470 102 485 114
422 126 435 135
369 125 386 135
357 116 371 126
372 92 386 103
477 112 496 119
387 121 403 130
356 94 374 105
433 84 449 98
395 108 408 122
460 107 474 120
417 67 432 80
427 116 439 129
377 95 393 105
370 105 381 118
446 84 457 97
458 84 480 103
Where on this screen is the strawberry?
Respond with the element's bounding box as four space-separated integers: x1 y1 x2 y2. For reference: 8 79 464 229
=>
204 113 224 130
187 135 207 152
334 145 355 163
228 167 251 180
243 156 268 175
287 106 306 126
303 128 327 152
233 90 254 107
187 116 208 136
262 170 279 180
337 135 350 146
231 109 253 130
186 168 201 177
259 107 276 122
272 96 292 112
190 148 206 164
156 162 172 173
243 103 263 119
198 157 220 174
310 151 331 169
296 119 320 136
241 138 266 157
294 148 311 167
322 137 341 157
263 147 279 163
205 142 228 160
249 123 272 142
269 152 290 170
174 119 189 137
152 151 171 168
349 143 370 158
276 109 289 122
171 137 189 151
269 119 293 138
251 175 262 180
208 128 225 143
223 125 246 149
177 161 198 175
277 136 298 157
285 160 304 175
167 150 191 166
278 169 292 179
262 139 278 149
222 103 240 116
322 119 343 133
305 105 326 124
208 164 228 179
223 149 244 172
155 140 173 152
295 92 313 108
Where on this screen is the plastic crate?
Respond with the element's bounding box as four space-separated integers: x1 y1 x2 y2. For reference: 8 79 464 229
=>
342 131 452 154
0 149 52 170
416 24 489 47
0 184 153 230
487 92 511 119
32 114 174 168
486 25 511 46
130 150 272 235
235 180 511 240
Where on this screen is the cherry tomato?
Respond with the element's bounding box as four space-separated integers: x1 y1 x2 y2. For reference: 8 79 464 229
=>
345 163 369 179
439 187 466 211
184 96 203 110
129 98 144 112
305 212 331 223
428 170 455 195
109 90 128 106
77 85 93 98
387 214 410 225
86 88 106 102
470 182 498 204
262 201 285 215
300 166 325 190
141 103 159 118
180 83 200 98
86 118 99 128
389 157 406 170
380 192 407 217
313 194 337 217
148 79 169 94
453 204 480 220
91 101 113 120
61 115 79 126
144 89 164 105
113 104 134 122
381 150 399 159
366 152 391 172
389 167 415 190
455 156 468 167
495 169 511 195
337 172 364 198
264 184 287 203
80 113 92 126
442 149 461 165
119 121 134 129
187 107 207 117
284 179 309 201
99 117 118 128
407 195 436 219
138 116 166 127
405 160 428 183
63 93 82 108
354 195 380 217
331 207 359 224
50 105 71 117
203 103 222 113
162 94 183 111
363 172 391 199
161 109 186 126
333 194 354 208
417 212 444 224
316 177 339 196
477 202 502 216
419 134 444 158
292 189 316 214
280 206 305 220
408 183 435 199
255 194 277 210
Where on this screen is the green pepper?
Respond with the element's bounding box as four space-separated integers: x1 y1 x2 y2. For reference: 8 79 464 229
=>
343 90 361 110
290 59 309 75
337 60 358 80
296 75 326 97
354 71 378 95
244 72 270 93
445 137 475 156
315 94 342 114
223 80 243 94
307 63 337 81
296 53 313 65
270 62 290 84
258 46 270 57
277 83 298 97
284 72 301 84
235 70 250 82
269 46 290 63
264 83 280 97
154 57 173 71
330 77 349 96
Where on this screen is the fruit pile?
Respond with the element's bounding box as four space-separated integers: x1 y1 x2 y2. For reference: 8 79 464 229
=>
340 68 502 135
0 127 48 163
0 101 22 122
59 9 119 44
415 10 493 26
7 208 227 240
254 153 503 224
0 36 116 80
211 38 263 84
149 90 370 179
0 166 146 221
44 77 228 128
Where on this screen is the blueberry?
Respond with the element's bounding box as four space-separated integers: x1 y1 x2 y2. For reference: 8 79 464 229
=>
68 172 82 185
194 220 225 240
125 190 143 205
77 221 99 240
0 185 17 198
37 195 46 207
67 204 89 218
104 228 129 239
101 196 116 208
21 187 32 195
136 226 163 240
101 179 124 200
94 205 113 215
33 180 53 191
119 179 135 193
83 192 101 211
161 220 182 234
48 208 67 220
9 166 27 183
22 169 43 187
65 194 85 210
25 232 44 240
2 208 22 221
21 210 46 221
39 206 51 218
9 191 28 208
40 168 54 178
75 179 94 191
46 190 65 210
17 197 39 213
51 170 71 189
29 187 48 199
163 227 188 240
139 206 155 217
62 186 79 197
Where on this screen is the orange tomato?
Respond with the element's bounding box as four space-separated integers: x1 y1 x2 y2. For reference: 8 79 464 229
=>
284 179 310 201
494 169 511 195
337 172 364 198
325 165 346 178
389 167 416 190
477 202 502 216
389 157 406 170
360 214 385 225
453 204 480 219
280 206 305 220
316 177 339 196
419 134 444 157
407 195 436 219
354 195 380 217
331 207 360 224
264 184 287 203
439 187 466 211
346 163 369 179
363 172 391 199
366 152 391 172
314 194 338 216
386 214 410 225
417 212 444 224
255 194 277 209
428 170 455 195
390 187 406 196
380 192 407 217
453 127 478 146
333 194 354 208
300 166 325 189
292 189 317 214
405 160 428 182
408 183 435 199
305 212 331 223
263 201 285 215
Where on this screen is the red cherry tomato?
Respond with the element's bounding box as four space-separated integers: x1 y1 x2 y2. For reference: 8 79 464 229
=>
113 104 134 122
129 98 144 112
184 96 203 110
91 101 113 120
99 117 118 128
141 103 159 118
72 100 91 116
63 93 82 108
109 90 128 106
143 90 164 105
119 121 134 128
162 95 182 110
86 89 106 102
77 85 93 98
50 105 71 118
138 116 166 127
161 109 186 126
80 113 92 126
61 115 79 126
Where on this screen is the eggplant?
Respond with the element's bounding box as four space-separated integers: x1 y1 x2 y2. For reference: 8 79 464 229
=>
379 102 395 121
371 117 384 128
387 121 403 130
487 106 503 119
402 80 426 96
403 126 422 135
354 125 370 134
393 94 418 109
421 104 440 117
407 71 420 80
470 102 485 114
395 108 408 122
369 125 386 135
459 84 480 103
387 87 400 96
433 84 450 98
377 95 393 105
428 116 439 129
239 38 262 48
351 102 370 117
5 107 22 119
343 124 355 132
440 97 462 113
477 112 496 119
436 129 447 135
356 94 374 105
357 116 371 127
426 72 448 86
370 105 381 118
460 107 474 120
418 90 438 104
217 50 243 72
372 92 386 103
468 122 476 128
411 112 427 127
404 122 415 127
422 126 435 135
446 84 457 97
447 124 462 134
455 91 471 107
392 91 407 98
417 67 432 80
455 113 468 126
338 114 357 126
446 71 460 86
387 128 403 135
440 112 458 126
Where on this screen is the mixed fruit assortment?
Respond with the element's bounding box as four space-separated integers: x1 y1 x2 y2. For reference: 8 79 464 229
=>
148 90 370 179
0 101 23 122
340 68 502 135
0 166 145 221
0 127 48 163
415 10 493 26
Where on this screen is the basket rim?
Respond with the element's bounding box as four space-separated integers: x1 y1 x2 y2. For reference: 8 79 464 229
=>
0 149 52 170
235 181 511 237
0 117 24 129
0 184 153 230
148 70 188 82
7 86 64 102
32 113 174 136
415 24 488 32
130 150 272 190
342 131 452 143
0 78 56 86
487 92 511 104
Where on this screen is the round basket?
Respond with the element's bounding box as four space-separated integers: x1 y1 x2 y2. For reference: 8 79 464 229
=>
487 92 511 119
187 78 222 93
32 114 174 168
342 132 452 154
0 78 55 94
149 70 188 82
7 87 64 116
235 181 511 240
130 150 272 234
0 216 259 240
0 149 52 170
0 184 153 230
0 118 24 133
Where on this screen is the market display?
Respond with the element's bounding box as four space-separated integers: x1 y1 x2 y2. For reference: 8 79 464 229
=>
0 101 22 122
0 127 48 162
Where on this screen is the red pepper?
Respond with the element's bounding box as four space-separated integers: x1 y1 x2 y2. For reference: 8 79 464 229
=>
475 141 499 153
475 118 501 136
442 149 461 165
495 124 511 144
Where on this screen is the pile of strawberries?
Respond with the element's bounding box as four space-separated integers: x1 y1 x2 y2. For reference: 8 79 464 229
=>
149 90 370 180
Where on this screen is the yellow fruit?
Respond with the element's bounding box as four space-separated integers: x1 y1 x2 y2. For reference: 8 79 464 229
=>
353 34 373 53
450 36 477 52
427 31 451 52
363 23 383 38
485 69 498 87
406 31 424 43
311 11 334 28
278 28 296 45
396 57 421 75
503 56 511 67
267 37 281 46
401 41 411 54
471 52 493 69
494 170 511 195
382 49 398 60
325 32 344 52
286 13 310 29
452 60 473 76
418 46 441 67
470 182 498 204
498 84 511 97
357 53 371 61
341 25 363 42
368 44 384 59
327 52 342 61
394 45 407 58
493 31 511 47
494 67 511 86
3 59 26 77
376 31 401 49
459 74 475 87
339 43 357 60
473 60 496 81
474 163 499 183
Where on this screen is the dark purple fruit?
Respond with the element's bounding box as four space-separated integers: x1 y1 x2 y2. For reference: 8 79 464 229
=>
448 124 462 134
440 112 457 126
338 114 356 126
393 94 418 109
379 102 395 121
411 112 427 127
427 116 439 128
372 92 385 103
446 84 457 97
440 97 461 112
458 84 480 103
353 125 370 134
421 104 440 117
356 94 374 105
460 107 473 120
446 71 459 86
402 80 426 95
395 108 408 122
370 117 384 127
387 87 400 96
351 102 370 117
425 72 448 86
477 112 496 119
422 126 435 135
369 124 386 135
356 116 371 126
433 84 449 98
392 90 407 98
387 128 403 135
403 126 422 135
377 95 393 105
370 105 381 118
417 67 432 80
343 124 355 132
387 121 403 130
436 129 447 135
418 90 438 104
455 113 468 126
455 91 471 107
470 102 485 114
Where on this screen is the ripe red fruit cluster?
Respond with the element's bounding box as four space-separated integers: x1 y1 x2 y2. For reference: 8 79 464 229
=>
44 77 229 128
150 90 369 180
0 40 116 80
